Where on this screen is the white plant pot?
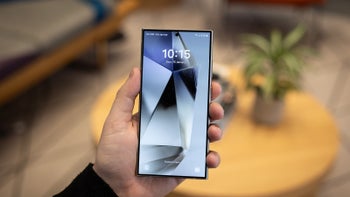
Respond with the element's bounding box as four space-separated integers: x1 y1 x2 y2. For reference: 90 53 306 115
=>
252 94 284 125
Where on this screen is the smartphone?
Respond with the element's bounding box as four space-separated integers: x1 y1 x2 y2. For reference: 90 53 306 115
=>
137 29 213 179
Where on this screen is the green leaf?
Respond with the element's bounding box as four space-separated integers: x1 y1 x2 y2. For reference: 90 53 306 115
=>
270 29 283 63
244 61 261 78
244 50 267 77
242 34 270 55
281 52 302 78
284 25 306 50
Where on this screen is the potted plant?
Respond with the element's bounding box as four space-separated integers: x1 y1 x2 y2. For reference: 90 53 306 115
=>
242 25 308 125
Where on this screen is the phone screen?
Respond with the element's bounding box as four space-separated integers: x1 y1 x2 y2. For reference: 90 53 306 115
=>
137 29 212 178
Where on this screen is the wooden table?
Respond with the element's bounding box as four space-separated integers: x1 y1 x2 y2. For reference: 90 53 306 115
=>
168 69 339 197
90 69 339 197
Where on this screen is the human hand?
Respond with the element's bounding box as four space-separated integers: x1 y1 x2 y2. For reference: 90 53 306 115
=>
93 67 224 197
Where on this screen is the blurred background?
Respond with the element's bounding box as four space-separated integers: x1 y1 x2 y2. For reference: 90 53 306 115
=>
0 0 349 196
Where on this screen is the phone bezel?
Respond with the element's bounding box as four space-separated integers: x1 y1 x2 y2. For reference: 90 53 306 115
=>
137 29 213 179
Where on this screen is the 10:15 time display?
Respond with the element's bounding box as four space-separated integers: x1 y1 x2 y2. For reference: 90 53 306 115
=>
162 49 191 59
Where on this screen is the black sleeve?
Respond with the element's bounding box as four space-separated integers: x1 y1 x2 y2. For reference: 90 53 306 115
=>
54 163 118 197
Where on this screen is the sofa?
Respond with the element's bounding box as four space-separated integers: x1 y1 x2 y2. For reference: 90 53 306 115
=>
0 0 139 106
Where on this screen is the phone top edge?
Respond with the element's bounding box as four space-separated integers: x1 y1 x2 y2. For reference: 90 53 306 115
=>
142 28 213 33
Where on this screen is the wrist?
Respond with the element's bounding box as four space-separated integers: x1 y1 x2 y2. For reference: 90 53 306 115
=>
92 163 133 197
55 163 117 197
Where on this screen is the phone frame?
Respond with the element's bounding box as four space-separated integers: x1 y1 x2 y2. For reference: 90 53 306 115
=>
137 29 213 179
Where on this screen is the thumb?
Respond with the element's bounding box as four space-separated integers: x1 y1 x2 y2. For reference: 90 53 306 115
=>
106 67 140 126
